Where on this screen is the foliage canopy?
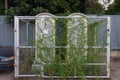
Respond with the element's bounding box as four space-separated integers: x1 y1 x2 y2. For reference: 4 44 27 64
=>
0 0 105 22
105 0 120 14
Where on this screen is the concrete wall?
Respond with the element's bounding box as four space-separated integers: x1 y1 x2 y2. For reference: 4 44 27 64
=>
0 16 14 46
109 15 120 49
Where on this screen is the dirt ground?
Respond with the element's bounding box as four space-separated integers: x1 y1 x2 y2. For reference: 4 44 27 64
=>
110 59 120 80
0 59 120 80
0 70 14 80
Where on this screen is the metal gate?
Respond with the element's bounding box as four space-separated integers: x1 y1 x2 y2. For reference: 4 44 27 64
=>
14 13 110 79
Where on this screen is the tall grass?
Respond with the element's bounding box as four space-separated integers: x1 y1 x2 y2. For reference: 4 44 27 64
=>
19 17 107 80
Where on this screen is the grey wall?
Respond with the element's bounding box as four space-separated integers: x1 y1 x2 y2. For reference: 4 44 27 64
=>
109 15 120 49
0 15 120 49
0 16 14 46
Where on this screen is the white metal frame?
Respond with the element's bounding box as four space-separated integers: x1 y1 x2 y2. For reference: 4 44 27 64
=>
14 13 111 79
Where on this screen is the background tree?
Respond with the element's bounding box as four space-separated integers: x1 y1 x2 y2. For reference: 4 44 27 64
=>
85 0 105 14
0 0 5 15
3 0 105 22
105 0 120 14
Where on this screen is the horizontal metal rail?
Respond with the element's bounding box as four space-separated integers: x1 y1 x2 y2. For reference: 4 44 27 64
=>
18 46 108 48
17 75 109 78
34 62 107 65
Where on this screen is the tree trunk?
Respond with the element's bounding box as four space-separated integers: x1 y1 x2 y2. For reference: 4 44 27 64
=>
5 0 8 12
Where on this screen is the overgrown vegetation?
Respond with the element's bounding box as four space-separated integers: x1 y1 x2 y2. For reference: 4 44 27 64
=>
21 16 107 80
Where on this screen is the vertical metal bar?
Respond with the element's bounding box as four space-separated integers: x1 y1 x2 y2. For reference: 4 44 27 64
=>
41 17 44 76
84 17 88 57
53 17 56 61
35 19 38 60
107 17 111 78
14 16 19 77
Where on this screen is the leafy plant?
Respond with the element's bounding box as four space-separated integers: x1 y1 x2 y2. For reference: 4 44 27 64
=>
5 7 20 23
32 16 107 80
17 14 108 80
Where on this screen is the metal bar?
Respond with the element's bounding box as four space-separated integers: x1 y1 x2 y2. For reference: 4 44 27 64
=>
16 16 35 19
17 75 109 78
16 16 108 19
83 63 107 65
17 46 107 48
18 46 35 48
43 76 109 78
15 16 108 19
34 62 107 65
45 63 107 65
14 16 19 77
87 16 108 19
107 17 111 78
41 17 44 76
87 46 107 48
35 16 38 60
37 16 87 18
